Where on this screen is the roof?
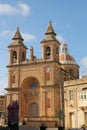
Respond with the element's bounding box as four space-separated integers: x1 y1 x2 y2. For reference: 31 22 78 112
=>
12 27 24 41
43 21 57 41
8 27 27 47
59 43 77 65
45 21 56 35
59 53 77 64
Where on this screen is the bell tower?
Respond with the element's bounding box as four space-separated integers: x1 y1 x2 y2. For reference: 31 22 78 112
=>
8 27 27 65
7 28 27 104
41 21 60 62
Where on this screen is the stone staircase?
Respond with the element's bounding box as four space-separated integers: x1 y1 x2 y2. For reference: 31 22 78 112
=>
19 126 58 130
19 126 40 130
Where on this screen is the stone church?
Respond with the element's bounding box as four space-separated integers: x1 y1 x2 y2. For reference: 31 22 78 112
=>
6 22 79 127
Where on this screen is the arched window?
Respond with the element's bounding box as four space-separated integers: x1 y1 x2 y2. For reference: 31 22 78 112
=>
22 52 25 61
46 46 51 59
82 88 87 91
12 51 17 63
30 82 38 87
69 90 74 100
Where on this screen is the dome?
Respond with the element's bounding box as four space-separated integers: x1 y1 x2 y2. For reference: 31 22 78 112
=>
59 53 77 64
59 43 77 65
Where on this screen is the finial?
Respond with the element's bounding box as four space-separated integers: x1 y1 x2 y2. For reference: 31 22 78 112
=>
17 27 19 31
49 21 52 24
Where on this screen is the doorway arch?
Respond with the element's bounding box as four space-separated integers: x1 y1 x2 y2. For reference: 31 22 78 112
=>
21 77 40 117
28 102 39 117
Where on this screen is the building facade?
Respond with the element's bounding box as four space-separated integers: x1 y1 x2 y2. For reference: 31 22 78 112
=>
64 76 87 129
6 22 79 127
0 95 6 125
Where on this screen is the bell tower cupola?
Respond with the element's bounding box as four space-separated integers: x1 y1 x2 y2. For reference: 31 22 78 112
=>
41 21 60 61
8 27 27 64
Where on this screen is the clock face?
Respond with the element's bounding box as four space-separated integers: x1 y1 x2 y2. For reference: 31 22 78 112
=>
46 67 51 72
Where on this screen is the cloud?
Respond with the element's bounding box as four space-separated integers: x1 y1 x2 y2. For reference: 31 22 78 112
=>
0 30 36 42
0 3 30 16
19 3 30 16
80 56 87 76
56 34 66 43
80 56 87 69
22 33 36 41
0 30 13 41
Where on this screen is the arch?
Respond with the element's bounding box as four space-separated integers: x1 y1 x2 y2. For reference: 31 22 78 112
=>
20 51 26 61
12 51 17 63
46 46 51 59
82 87 87 91
20 77 40 117
21 76 40 91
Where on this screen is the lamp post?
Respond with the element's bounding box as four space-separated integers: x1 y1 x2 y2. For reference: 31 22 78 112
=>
60 82 64 127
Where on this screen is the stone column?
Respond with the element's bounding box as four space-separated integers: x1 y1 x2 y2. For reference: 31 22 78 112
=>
51 46 54 60
42 45 45 60
41 91 46 116
9 50 12 64
51 92 54 115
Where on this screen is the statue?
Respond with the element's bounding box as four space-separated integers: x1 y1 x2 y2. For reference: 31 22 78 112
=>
7 100 19 130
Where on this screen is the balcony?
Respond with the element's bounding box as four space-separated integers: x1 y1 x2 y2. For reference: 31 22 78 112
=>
78 90 87 107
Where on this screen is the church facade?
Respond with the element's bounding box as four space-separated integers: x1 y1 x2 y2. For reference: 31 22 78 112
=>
6 22 79 127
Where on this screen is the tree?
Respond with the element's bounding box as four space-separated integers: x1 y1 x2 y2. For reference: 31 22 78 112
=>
55 109 65 126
